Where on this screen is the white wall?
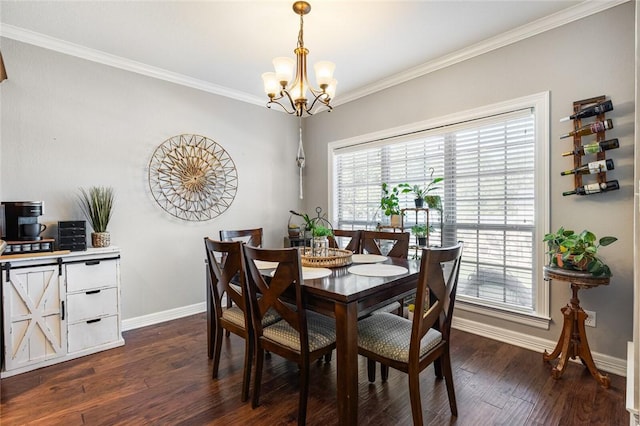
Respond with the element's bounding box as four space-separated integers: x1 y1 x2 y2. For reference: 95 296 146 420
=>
303 2 635 360
0 39 302 320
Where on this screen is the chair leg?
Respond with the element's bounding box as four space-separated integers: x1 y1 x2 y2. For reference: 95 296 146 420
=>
408 365 424 426
367 358 376 382
212 324 223 379
252 346 264 409
433 357 443 379
441 351 458 417
381 364 389 381
298 362 310 426
241 335 253 402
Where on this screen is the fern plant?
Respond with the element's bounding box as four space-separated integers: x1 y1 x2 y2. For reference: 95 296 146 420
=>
78 186 115 233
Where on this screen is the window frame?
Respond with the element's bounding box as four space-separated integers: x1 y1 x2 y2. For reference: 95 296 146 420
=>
327 92 551 328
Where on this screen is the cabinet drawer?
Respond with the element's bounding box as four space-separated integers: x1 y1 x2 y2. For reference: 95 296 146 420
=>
68 315 119 353
66 259 118 292
67 287 118 323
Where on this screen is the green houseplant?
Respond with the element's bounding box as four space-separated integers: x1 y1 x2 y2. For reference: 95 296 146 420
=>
399 176 443 209
78 186 115 248
543 227 617 277
380 183 403 226
410 223 432 246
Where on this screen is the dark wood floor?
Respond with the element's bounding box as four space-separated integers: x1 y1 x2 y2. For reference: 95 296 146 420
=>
0 313 628 425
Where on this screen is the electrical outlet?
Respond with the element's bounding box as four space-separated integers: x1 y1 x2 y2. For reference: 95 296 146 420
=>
584 309 596 327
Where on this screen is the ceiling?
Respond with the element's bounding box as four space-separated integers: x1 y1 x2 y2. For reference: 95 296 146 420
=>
0 1 623 109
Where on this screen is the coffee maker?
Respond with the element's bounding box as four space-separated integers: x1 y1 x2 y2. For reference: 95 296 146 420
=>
1 201 46 241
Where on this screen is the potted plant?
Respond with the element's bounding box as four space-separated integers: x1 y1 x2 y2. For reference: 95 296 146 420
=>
400 176 444 209
380 183 403 226
543 227 617 276
311 224 333 257
78 186 115 248
410 224 432 247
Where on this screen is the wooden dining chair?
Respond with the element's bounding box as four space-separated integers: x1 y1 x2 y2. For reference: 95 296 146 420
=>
328 229 361 253
243 245 336 425
357 242 464 424
361 230 410 258
220 227 263 247
204 238 280 402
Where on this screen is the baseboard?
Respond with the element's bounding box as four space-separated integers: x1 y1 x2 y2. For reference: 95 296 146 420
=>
452 316 627 377
122 302 206 332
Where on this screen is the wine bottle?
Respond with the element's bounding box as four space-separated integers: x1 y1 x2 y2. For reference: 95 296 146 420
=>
561 138 619 156
560 159 614 176
560 119 613 139
562 180 620 196
559 100 614 122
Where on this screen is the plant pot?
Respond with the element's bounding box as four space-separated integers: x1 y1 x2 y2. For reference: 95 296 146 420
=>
417 237 427 246
554 253 588 271
414 198 424 208
288 227 300 238
92 232 111 248
312 236 329 257
390 214 402 227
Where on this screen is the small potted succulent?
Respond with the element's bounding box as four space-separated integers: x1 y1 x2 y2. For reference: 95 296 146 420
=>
543 227 617 277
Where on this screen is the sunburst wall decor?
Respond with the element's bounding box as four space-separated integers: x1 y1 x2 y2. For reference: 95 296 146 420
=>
148 134 238 221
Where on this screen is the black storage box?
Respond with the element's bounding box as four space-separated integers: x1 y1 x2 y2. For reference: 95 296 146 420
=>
58 221 87 251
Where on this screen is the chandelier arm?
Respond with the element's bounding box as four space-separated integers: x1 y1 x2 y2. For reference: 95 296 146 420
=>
266 99 298 115
306 92 332 114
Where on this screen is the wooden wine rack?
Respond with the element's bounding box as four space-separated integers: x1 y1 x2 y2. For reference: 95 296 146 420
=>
570 95 608 190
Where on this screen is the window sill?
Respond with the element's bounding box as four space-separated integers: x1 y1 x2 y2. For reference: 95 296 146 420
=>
455 299 551 330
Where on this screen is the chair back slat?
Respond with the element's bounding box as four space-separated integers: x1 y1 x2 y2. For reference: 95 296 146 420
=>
329 229 362 253
361 230 410 258
243 246 308 347
410 242 464 360
204 238 248 318
220 228 263 247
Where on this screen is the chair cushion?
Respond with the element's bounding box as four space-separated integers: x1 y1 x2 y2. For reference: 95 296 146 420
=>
358 312 442 363
262 311 336 353
222 306 280 329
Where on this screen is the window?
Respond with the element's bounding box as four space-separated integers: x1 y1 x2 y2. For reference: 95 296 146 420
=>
330 93 550 326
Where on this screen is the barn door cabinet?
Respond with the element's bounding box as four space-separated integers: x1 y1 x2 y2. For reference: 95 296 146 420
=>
1 247 123 377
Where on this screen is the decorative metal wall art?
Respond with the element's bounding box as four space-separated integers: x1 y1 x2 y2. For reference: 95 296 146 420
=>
148 134 238 221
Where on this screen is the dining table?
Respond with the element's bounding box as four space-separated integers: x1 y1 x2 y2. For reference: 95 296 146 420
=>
299 255 421 425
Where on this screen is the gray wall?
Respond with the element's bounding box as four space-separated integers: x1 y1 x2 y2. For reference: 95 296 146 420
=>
0 38 302 320
303 2 635 360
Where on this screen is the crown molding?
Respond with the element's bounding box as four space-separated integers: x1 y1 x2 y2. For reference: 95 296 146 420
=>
334 0 630 106
0 0 629 108
0 23 266 107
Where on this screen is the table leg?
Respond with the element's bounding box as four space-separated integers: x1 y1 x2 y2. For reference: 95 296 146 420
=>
334 301 358 425
574 309 611 388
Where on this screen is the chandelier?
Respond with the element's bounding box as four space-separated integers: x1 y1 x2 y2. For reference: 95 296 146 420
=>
262 1 337 117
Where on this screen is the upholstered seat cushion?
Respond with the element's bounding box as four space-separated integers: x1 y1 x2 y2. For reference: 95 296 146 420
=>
222 306 280 329
262 311 336 352
358 312 442 363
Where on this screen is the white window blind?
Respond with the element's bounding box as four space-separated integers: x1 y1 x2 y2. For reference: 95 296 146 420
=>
333 105 542 315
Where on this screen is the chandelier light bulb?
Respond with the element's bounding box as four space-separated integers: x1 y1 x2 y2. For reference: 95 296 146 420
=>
326 78 338 99
261 72 280 97
314 61 335 88
273 57 295 85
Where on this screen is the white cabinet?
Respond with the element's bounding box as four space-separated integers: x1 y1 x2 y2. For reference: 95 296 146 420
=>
1 247 123 377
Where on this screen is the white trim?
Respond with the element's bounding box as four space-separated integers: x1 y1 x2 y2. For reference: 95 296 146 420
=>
456 300 550 330
0 24 265 107
333 0 629 106
122 302 206 332
0 1 627 107
452 316 627 377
